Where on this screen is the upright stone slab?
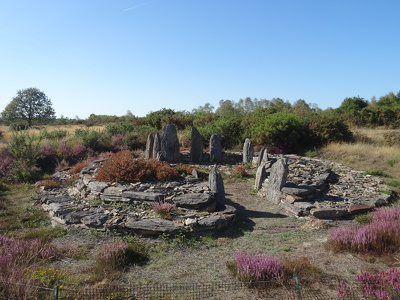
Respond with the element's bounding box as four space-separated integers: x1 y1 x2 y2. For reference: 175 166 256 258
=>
161 124 181 163
209 134 222 163
145 133 154 159
243 138 254 164
208 165 225 206
153 133 161 159
256 147 268 167
254 164 266 190
265 158 289 204
190 127 203 164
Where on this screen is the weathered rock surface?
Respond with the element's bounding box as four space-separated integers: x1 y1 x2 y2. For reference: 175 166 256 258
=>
243 138 254 164
259 154 397 219
37 160 232 235
161 124 181 163
209 134 222 163
190 127 203 164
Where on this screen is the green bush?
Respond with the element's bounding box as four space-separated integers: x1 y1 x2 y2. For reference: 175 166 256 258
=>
71 128 111 152
105 122 135 135
42 129 67 140
10 121 29 131
244 110 303 152
7 131 43 182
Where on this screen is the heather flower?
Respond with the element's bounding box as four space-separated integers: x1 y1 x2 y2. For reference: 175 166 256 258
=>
233 252 285 282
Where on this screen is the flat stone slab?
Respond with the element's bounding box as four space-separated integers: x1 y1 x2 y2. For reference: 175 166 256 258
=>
197 215 227 229
122 191 164 202
311 208 349 219
172 193 214 209
81 213 109 227
125 218 184 236
87 181 109 192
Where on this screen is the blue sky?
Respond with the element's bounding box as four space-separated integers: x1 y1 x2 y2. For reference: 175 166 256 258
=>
1 0 399 119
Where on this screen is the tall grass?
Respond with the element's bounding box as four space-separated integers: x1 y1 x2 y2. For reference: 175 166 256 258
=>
319 142 400 181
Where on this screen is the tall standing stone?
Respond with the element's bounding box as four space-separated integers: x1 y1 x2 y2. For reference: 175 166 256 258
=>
145 133 154 159
190 127 203 164
153 133 161 160
209 134 222 163
243 138 254 164
265 158 289 204
256 147 269 167
208 165 225 207
161 124 181 163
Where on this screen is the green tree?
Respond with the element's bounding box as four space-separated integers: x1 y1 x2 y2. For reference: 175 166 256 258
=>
338 96 368 114
1 88 56 126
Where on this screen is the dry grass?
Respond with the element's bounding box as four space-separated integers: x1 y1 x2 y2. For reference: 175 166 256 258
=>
0 125 105 143
317 127 400 181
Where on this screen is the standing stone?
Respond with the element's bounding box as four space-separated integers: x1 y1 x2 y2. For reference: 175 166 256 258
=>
190 127 203 164
145 133 154 159
153 133 161 160
209 134 223 163
256 147 269 167
254 164 266 190
265 158 289 204
243 138 254 164
208 165 225 207
161 124 181 163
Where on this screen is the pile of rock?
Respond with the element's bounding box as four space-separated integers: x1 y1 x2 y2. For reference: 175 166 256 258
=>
37 161 236 236
256 154 397 219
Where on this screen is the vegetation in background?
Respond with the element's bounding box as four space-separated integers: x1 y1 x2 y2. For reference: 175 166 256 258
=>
1 88 56 127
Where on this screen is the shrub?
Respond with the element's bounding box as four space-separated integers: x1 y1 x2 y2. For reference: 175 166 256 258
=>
0 148 14 178
68 162 89 175
328 206 400 254
0 234 58 281
26 268 69 288
95 151 179 183
7 131 45 182
152 200 176 219
338 268 400 299
105 122 135 135
233 165 247 178
42 129 68 140
95 240 148 272
175 164 194 175
228 252 285 282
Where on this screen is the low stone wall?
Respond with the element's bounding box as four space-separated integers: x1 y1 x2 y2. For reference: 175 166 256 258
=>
258 154 397 218
37 160 236 236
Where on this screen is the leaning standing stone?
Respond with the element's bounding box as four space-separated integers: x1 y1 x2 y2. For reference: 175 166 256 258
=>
153 133 161 160
208 165 225 206
161 124 181 163
145 133 154 159
243 138 254 164
265 158 289 204
254 164 266 190
190 127 203 164
256 147 269 167
209 134 222 163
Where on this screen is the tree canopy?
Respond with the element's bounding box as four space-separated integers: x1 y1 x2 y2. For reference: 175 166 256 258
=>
1 88 56 126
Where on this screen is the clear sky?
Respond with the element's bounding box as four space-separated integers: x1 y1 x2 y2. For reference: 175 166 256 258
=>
1 0 399 119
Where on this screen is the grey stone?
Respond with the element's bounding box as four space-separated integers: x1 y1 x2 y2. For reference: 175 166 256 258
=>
145 133 154 159
311 208 349 219
153 133 161 159
209 134 222 163
122 191 164 202
265 159 289 204
172 193 215 210
281 186 317 197
161 124 181 163
64 211 92 224
125 218 184 235
190 127 203 164
197 215 226 229
87 181 109 192
254 164 266 190
243 138 254 164
81 213 109 227
208 166 225 205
